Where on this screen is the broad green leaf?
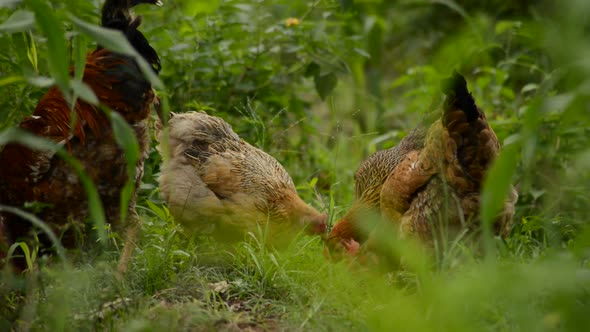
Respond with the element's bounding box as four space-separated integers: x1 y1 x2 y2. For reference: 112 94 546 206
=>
145 200 168 222
314 72 338 101
25 0 70 96
0 9 35 33
0 128 108 244
69 14 164 89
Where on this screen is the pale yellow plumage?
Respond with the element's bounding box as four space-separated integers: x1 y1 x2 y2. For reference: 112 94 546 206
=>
157 111 326 243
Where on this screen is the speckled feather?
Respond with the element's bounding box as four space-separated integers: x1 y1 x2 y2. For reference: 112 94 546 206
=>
0 50 154 251
158 111 326 241
327 128 426 245
329 71 517 253
380 71 517 242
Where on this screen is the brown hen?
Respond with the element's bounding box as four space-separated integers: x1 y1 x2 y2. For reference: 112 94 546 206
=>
157 111 326 244
0 0 162 271
328 71 517 254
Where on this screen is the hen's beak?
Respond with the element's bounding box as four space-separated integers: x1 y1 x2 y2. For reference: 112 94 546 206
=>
305 213 327 235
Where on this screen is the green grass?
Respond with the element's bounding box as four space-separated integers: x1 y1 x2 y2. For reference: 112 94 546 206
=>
1 0 590 331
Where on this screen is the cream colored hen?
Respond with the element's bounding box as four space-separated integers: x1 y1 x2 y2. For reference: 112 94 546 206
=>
157 111 326 243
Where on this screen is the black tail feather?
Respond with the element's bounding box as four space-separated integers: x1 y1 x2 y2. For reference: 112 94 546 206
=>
441 70 479 122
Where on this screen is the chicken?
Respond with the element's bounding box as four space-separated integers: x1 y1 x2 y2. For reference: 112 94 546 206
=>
327 71 517 254
327 128 426 254
157 111 327 244
0 0 162 270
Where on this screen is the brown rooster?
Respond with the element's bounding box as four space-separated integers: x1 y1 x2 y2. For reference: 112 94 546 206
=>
328 71 517 254
157 111 327 244
0 0 162 271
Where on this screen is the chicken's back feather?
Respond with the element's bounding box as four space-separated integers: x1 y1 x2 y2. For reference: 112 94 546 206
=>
158 111 326 242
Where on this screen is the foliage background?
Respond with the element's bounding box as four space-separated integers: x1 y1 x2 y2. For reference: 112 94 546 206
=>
1 0 590 331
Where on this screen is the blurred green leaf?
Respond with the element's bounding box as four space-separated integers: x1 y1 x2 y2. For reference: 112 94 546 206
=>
183 0 220 16
70 79 98 105
25 0 70 96
314 72 338 101
73 34 88 81
0 76 25 86
69 14 164 90
495 20 521 35
26 31 38 71
432 0 468 19
304 62 321 78
109 111 140 225
339 0 354 11
26 75 54 87
0 9 35 33
480 141 520 255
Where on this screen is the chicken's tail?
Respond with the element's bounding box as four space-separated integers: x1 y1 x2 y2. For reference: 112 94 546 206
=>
441 70 480 122
439 71 499 188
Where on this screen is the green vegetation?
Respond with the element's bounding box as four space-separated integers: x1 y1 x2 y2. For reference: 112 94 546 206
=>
1 0 590 330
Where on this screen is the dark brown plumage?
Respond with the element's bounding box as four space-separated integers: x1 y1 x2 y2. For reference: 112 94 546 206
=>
0 0 162 271
328 71 517 254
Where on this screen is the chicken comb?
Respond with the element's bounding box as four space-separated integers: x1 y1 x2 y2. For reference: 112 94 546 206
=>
441 70 479 122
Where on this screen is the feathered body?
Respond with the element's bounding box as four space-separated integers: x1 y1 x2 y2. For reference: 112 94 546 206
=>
0 0 161 267
328 72 517 253
327 129 426 252
158 111 326 243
